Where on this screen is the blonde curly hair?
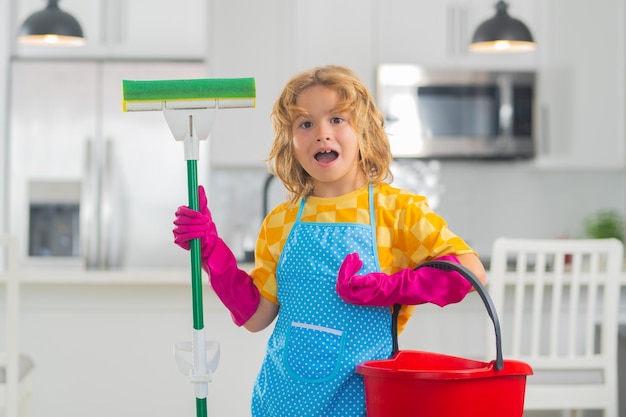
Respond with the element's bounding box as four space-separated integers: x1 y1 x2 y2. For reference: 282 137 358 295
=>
267 65 392 201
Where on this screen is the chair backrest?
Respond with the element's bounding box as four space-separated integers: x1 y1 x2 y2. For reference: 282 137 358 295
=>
0 234 20 416
488 237 622 370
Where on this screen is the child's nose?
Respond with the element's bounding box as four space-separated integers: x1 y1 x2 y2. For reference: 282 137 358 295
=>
315 123 331 141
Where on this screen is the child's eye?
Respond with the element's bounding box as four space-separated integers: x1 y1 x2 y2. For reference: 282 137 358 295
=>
299 121 313 129
330 117 343 124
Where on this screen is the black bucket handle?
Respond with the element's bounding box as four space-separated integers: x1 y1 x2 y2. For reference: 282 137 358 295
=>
394 260 504 371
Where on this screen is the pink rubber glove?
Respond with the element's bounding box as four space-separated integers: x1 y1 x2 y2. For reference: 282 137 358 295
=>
336 253 472 307
206 238 261 326
173 185 218 258
173 186 260 326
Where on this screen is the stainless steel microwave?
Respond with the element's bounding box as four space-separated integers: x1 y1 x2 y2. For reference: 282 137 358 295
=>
377 64 536 159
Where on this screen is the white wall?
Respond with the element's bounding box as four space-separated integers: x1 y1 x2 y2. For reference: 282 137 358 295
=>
436 161 625 257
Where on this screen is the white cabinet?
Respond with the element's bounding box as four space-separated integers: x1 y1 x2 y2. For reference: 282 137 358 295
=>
379 0 539 70
207 0 292 167
12 0 208 59
535 0 625 169
292 0 378 87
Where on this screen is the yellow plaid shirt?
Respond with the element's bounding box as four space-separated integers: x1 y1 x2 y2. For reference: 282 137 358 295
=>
249 182 476 332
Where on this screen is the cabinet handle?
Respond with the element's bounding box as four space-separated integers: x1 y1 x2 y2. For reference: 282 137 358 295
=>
81 139 98 269
498 75 513 136
447 5 469 56
101 0 125 45
446 6 456 56
100 139 114 269
540 105 550 155
457 5 468 56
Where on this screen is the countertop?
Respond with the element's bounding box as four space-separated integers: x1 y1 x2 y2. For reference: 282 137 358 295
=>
9 263 256 285
8 263 626 285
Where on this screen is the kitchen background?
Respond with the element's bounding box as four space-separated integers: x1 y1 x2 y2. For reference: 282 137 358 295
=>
0 0 624 416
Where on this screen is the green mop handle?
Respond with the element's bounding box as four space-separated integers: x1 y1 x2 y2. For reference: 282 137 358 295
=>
186 159 207 417
186 160 204 333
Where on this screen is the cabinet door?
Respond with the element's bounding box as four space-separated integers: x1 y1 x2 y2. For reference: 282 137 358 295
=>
536 0 625 168
292 0 377 84
99 0 208 59
379 0 453 65
208 0 291 167
379 0 538 70
14 0 207 59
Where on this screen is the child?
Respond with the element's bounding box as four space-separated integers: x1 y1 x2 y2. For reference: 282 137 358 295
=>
173 65 486 417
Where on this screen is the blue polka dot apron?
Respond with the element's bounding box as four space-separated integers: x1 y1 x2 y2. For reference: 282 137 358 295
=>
251 184 393 417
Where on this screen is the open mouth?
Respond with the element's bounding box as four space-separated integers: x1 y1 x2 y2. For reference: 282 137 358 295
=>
315 149 339 163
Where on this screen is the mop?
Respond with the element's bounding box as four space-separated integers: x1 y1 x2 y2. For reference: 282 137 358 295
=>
122 77 256 417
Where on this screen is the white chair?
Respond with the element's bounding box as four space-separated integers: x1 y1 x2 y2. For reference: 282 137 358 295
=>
0 235 34 417
488 237 623 417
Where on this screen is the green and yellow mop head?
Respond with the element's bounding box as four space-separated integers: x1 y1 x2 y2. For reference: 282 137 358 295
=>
122 77 256 111
122 77 255 417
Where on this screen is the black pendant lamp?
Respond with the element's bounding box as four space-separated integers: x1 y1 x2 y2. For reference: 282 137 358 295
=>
17 0 85 47
469 1 535 53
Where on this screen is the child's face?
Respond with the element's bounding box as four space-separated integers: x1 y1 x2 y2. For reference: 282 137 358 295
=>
291 85 365 198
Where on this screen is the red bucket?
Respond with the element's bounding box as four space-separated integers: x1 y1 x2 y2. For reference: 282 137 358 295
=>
357 261 533 417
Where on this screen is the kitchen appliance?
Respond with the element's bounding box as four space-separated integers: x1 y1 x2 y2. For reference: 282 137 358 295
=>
27 180 80 258
8 59 208 269
377 64 535 159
